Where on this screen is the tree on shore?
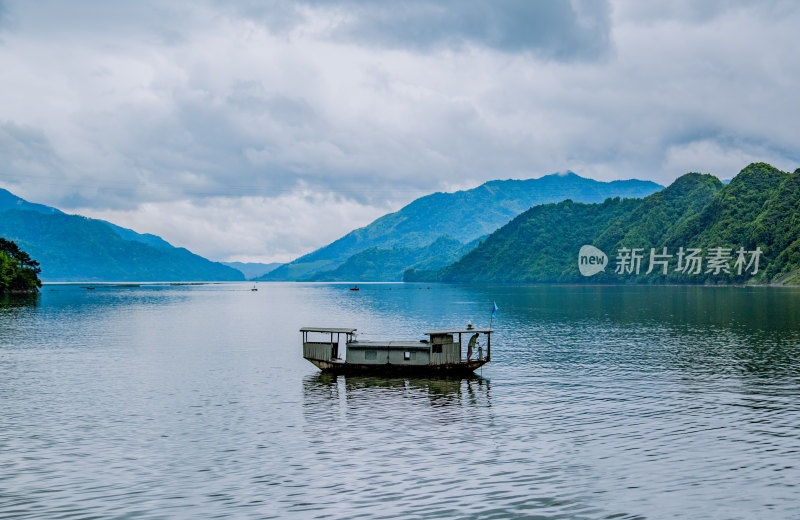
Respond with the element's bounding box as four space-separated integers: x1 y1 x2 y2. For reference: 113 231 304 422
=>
0 238 42 293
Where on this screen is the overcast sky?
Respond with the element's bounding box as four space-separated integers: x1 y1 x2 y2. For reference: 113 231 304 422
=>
1 0 798 262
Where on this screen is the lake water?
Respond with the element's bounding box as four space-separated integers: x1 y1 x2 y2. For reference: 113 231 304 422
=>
1 283 799 519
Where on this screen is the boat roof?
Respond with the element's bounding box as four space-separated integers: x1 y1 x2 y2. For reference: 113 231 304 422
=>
300 327 357 333
425 328 493 335
300 327 491 334
349 341 430 350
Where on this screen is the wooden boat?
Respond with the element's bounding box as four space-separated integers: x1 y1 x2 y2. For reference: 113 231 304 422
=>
300 325 492 375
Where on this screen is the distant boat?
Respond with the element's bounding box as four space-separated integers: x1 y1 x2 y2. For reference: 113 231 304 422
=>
300 325 492 375
350 285 360 291
251 284 258 291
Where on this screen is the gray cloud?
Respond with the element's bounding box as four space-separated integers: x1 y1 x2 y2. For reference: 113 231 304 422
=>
0 122 60 168
217 0 613 60
0 121 64 191
615 0 795 24
308 0 612 60
213 0 307 34
0 0 9 36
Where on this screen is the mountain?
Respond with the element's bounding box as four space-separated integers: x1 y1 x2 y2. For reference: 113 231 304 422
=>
1 188 64 216
665 163 800 284
305 236 481 282
222 261 283 280
259 172 663 281
408 163 800 284
0 188 243 282
595 173 724 256
2 187 175 250
409 197 644 283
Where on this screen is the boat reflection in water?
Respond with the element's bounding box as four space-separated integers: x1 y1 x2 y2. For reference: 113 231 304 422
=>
302 373 493 420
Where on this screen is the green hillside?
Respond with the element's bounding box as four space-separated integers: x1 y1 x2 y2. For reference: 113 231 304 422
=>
261 172 662 281
1 187 176 251
416 197 643 283
0 189 243 282
663 163 800 284
409 163 800 285
1 188 64 216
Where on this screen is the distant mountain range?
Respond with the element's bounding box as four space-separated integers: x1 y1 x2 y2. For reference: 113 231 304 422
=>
259 172 663 281
0 188 243 282
406 163 800 284
221 261 282 279
303 235 482 282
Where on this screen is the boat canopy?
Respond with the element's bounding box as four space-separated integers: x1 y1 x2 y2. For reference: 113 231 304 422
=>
300 327 357 334
424 328 492 335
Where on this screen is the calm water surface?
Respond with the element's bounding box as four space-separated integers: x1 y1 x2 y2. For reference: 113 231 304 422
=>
1 283 799 519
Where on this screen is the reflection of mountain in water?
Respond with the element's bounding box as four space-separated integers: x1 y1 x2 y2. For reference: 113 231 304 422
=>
0 292 39 310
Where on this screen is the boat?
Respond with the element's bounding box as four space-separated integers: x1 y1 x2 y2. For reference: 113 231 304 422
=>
299 325 492 375
251 284 258 291
350 285 359 291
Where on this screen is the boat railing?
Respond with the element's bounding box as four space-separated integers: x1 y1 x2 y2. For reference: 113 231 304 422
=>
303 342 335 362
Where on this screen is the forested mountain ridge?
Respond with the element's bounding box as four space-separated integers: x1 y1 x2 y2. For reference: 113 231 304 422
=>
221 261 282 280
304 236 482 282
407 163 800 284
260 172 662 281
0 189 244 282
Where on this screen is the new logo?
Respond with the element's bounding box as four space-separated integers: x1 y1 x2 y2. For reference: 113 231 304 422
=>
578 245 607 276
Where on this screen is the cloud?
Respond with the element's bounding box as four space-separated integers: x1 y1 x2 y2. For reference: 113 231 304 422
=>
74 189 393 263
0 121 61 173
302 0 613 60
0 121 66 199
215 0 614 59
663 139 791 180
614 0 794 24
0 0 798 261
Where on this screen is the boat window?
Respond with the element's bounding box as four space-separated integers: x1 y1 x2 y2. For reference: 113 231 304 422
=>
404 351 411 361
365 350 377 360
432 345 442 353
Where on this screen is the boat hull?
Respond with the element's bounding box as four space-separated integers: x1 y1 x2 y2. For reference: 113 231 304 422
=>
307 358 488 375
